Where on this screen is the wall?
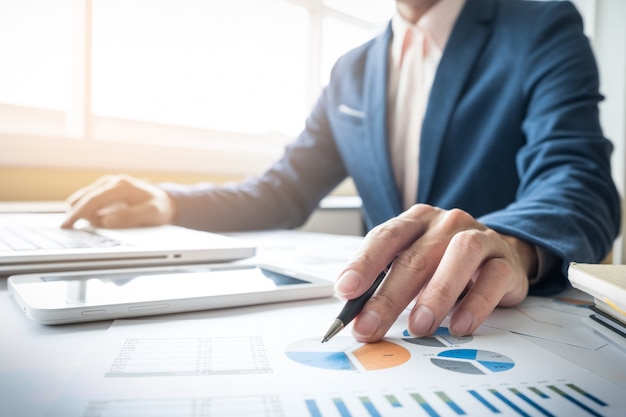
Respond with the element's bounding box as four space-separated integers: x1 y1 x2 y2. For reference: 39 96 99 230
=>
594 0 626 263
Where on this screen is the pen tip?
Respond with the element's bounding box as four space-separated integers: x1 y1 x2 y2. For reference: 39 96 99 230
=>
320 319 344 344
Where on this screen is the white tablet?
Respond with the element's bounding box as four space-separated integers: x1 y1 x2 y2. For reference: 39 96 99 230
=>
8 263 335 324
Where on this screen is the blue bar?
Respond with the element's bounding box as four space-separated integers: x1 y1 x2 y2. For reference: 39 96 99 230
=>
468 390 500 413
529 387 549 399
510 388 555 417
548 386 603 417
333 397 353 417
305 399 322 417
435 391 466 415
490 389 531 417
385 394 402 408
359 396 382 417
566 384 608 407
411 393 441 417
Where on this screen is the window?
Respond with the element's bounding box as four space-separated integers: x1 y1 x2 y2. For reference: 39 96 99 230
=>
0 1 73 138
0 0 392 176
0 0 597 178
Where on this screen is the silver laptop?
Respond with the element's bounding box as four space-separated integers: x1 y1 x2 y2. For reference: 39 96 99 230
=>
0 211 256 275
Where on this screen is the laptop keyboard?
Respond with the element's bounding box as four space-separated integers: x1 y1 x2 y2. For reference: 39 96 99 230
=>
0 227 124 252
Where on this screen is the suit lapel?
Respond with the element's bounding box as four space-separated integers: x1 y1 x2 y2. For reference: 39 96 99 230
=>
418 0 496 202
363 24 404 216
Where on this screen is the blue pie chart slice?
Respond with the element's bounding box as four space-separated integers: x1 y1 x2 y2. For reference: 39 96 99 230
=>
286 351 355 370
402 327 473 347
285 337 410 371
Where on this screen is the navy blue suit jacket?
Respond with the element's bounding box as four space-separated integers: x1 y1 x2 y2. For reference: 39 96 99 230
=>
164 0 621 291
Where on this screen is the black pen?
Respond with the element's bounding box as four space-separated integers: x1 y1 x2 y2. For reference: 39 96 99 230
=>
321 263 392 343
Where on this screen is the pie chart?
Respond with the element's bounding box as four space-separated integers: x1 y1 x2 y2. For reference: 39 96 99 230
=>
431 349 515 375
402 327 472 347
285 337 410 371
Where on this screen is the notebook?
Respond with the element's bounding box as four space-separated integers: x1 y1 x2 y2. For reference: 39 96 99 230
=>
0 211 256 275
568 262 626 323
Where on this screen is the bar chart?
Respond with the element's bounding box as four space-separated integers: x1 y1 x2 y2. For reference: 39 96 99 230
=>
79 383 612 417
301 383 610 417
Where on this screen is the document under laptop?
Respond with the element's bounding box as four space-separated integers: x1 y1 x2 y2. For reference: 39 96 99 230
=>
0 211 256 275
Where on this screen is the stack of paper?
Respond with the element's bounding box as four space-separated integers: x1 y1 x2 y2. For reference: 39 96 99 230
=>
45 299 626 416
567 262 626 349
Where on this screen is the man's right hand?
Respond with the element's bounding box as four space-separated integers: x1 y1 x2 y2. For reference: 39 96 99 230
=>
61 174 176 229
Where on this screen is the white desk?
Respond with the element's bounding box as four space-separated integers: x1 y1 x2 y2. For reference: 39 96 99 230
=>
2 230 626 417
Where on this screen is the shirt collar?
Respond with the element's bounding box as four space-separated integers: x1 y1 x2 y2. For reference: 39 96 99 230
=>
391 0 466 64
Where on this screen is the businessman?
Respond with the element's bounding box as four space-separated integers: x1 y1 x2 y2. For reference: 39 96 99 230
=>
63 0 621 342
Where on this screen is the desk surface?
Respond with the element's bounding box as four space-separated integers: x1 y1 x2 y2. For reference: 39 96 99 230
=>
2 230 626 417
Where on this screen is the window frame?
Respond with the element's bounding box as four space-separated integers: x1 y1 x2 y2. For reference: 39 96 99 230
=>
0 0 388 177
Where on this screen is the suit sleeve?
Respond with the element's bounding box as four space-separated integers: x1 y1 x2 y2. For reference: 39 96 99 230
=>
478 2 621 293
158 88 348 233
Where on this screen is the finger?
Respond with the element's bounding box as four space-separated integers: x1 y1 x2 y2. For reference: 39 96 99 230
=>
334 206 431 299
408 229 500 336
66 175 115 208
350 209 457 342
100 201 166 228
62 181 133 228
448 257 513 336
350 226 453 342
351 258 430 342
